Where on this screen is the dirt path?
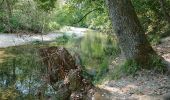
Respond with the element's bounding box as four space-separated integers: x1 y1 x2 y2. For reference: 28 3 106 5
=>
156 37 170 64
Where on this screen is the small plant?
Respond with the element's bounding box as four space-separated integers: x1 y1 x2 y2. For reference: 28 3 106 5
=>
122 59 140 75
149 55 166 73
148 34 161 45
111 59 140 80
104 36 120 56
95 57 109 81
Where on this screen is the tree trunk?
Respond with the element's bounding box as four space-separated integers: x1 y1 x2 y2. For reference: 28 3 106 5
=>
106 0 156 68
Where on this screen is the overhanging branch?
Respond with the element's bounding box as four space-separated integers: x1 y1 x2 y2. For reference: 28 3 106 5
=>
72 8 103 25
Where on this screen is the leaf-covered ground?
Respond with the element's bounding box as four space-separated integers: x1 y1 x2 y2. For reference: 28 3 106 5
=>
96 36 170 100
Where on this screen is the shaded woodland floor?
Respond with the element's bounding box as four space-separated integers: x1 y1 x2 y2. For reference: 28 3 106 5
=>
95 36 170 100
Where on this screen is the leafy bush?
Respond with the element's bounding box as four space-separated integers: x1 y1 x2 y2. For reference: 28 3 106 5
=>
111 59 140 80
55 33 73 45
147 34 161 45
111 54 167 80
0 0 63 33
149 55 166 73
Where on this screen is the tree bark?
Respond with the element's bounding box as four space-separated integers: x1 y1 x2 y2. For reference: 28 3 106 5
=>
106 0 156 68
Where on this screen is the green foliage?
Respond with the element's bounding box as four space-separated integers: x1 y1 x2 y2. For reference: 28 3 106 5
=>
0 31 119 95
148 34 161 45
111 54 167 80
65 0 170 38
78 32 120 81
132 0 170 38
149 55 166 73
79 32 120 82
1 0 170 98
80 32 120 59
0 45 44 99
48 21 60 30
0 0 62 33
80 32 105 59
34 0 57 11
51 31 120 82
63 0 112 33
53 5 87 27
55 33 72 45
104 36 120 56
122 60 140 75
94 57 109 81
111 60 140 80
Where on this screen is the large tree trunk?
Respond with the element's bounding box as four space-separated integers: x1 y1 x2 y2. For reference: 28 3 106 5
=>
106 0 156 68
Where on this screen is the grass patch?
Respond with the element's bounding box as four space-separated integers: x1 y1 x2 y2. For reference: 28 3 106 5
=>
111 55 167 80
149 55 167 73
111 59 140 80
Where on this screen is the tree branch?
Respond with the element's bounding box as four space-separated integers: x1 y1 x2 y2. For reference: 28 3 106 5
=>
72 8 103 25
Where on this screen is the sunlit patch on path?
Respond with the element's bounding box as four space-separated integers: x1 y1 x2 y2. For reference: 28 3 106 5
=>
155 36 170 65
